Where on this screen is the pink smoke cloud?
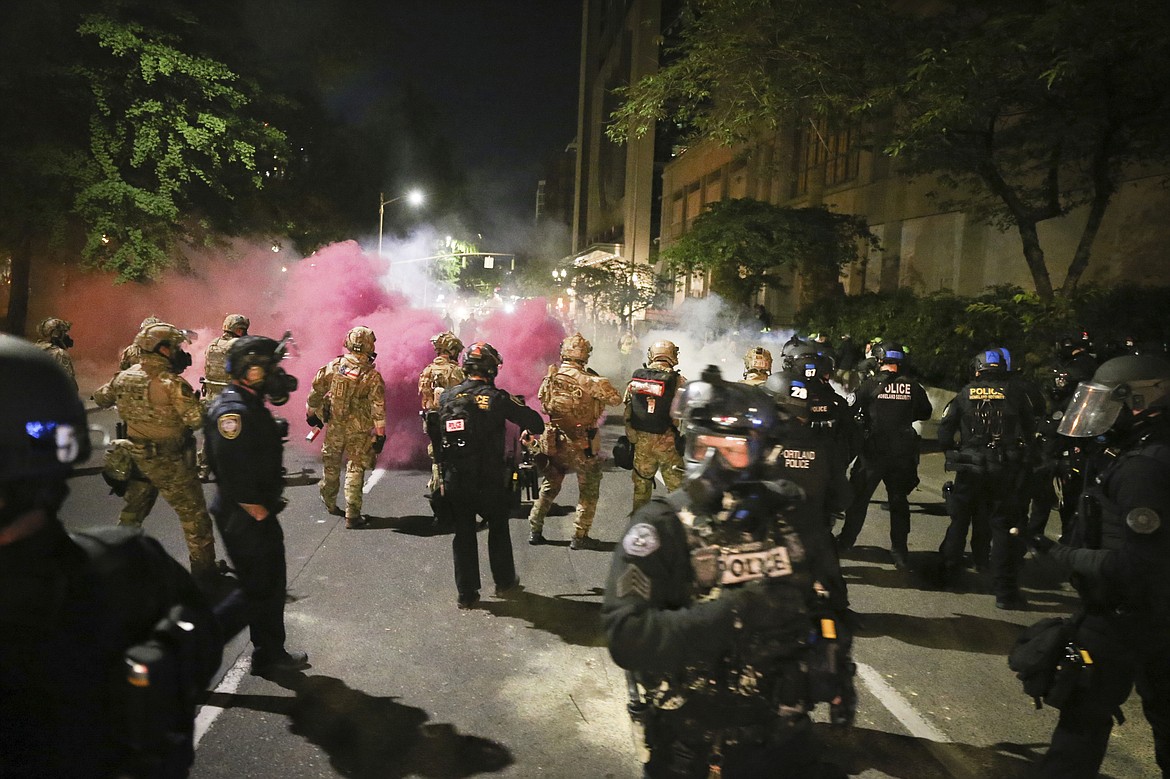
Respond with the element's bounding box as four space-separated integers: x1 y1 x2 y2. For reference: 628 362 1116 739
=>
37 239 564 469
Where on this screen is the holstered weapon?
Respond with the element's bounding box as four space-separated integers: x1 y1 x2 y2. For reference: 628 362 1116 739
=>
586 428 597 458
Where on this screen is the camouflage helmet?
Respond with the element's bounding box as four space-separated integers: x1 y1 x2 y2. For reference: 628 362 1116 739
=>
344 326 376 355
139 316 162 330
743 346 773 373
135 322 189 354
222 313 250 335
431 331 463 358
560 332 592 363
647 339 679 367
37 317 72 340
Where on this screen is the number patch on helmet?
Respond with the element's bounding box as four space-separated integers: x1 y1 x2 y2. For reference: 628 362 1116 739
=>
445 419 465 432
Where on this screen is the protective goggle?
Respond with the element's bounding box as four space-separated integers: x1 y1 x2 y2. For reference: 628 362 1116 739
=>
688 434 752 469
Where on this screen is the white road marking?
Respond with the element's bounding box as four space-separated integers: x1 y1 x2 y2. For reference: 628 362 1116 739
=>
363 467 387 494
855 661 951 743
194 654 251 748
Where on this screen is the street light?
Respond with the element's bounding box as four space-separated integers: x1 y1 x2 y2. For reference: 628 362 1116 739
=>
378 189 425 256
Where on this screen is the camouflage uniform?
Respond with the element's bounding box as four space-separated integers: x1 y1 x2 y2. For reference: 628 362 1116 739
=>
35 318 76 392
307 328 386 523
199 315 248 476
741 346 773 386
529 334 623 543
625 341 687 512
93 341 217 577
418 333 465 500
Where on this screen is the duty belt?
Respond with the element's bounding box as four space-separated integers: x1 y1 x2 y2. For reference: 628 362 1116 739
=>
129 436 190 457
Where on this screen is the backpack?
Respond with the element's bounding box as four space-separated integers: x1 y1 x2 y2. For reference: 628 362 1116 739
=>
628 367 679 434
437 388 482 462
540 367 591 424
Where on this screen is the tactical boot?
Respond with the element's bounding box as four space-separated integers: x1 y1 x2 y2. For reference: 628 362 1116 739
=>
322 498 344 517
570 534 601 551
346 514 368 529
251 650 310 677
528 531 545 545
890 548 910 570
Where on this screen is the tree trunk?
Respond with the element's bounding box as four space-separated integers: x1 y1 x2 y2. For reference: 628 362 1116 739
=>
1060 145 1116 297
1015 220 1054 302
4 232 33 336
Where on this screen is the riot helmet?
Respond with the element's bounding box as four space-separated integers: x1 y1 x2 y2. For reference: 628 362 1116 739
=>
37 317 73 349
971 348 1005 377
344 326 376 358
431 331 463 359
561 333 593 364
873 341 905 366
795 351 833 383
135 322 193 373
0 335 90 487
646 339 679 367
762 371 811 425
743 346 773 375
1046 359 1095 404
222 313 250 336
224 334 298 406
780 339 815 372
1058 355 1170 438
1056 330 1092 360
462 341 503 379
673 365 779 509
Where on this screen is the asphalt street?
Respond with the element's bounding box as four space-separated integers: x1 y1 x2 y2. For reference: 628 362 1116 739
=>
60 408 1160 778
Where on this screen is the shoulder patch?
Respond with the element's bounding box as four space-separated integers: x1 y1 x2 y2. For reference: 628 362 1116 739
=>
622 522 661 557
217 413 242 440
616 563 653 601
1126 507 1161 535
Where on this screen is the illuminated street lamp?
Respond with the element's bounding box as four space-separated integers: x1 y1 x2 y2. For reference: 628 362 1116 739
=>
378 189 425 256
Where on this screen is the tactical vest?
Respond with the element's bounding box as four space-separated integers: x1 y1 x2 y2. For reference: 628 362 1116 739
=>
539 364 599 429
328 357 372 422
202 336 233 397
419 358 463 412
628 367 679 434
112 360 186 436
963 379 1021 452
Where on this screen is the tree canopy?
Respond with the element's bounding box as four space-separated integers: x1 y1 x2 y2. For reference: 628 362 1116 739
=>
661 199 878 308
610 0 1170 301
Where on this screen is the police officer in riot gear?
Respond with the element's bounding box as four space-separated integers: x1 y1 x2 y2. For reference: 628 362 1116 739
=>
625 339 687 512
430 342 544 609
937 349 1036 607
205 335 309 677
1028 354 1170 778
836 342 931 568
603 365 852 779
1 335 221 778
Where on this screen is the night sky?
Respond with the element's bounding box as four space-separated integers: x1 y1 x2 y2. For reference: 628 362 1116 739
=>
316 2 583 229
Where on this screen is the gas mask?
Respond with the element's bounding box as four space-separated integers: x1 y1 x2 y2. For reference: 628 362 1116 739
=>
171 348 193 373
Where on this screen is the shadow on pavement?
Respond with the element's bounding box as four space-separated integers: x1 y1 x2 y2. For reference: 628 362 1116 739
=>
477 587 606 647
283 468 320 487
204 674 513 778
852 611 1025 655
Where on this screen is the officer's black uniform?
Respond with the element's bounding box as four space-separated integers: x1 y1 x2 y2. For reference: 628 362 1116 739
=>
937 357 1035 605
1034 416 1170 777
838 368 932 563
205 381 293 668
438 376 544 606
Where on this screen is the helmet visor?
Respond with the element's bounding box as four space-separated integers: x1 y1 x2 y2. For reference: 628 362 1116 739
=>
1057 381 1126 438
687 433 752 470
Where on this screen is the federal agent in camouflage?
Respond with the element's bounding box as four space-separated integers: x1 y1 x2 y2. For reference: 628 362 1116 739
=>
306 326 387 528
419 331 465 520
625 339 687 512
202 314 250 403
92 323 218 580
35 317 77 392
528 333 623 549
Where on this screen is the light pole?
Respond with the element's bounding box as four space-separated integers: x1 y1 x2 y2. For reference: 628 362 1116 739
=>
378 189 425 257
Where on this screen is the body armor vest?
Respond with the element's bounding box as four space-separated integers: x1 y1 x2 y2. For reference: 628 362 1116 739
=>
203 336 233 397
540 363 601 429
112 357 187 437
328 356 373 423
629 367 679 434
419 357 464 411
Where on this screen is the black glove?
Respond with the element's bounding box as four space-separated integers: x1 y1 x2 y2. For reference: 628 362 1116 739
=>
1028 533 1055 555
306 413 323 428
372 434 386 454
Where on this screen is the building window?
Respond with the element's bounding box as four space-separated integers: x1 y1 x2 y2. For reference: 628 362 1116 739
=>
792 119 859 197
